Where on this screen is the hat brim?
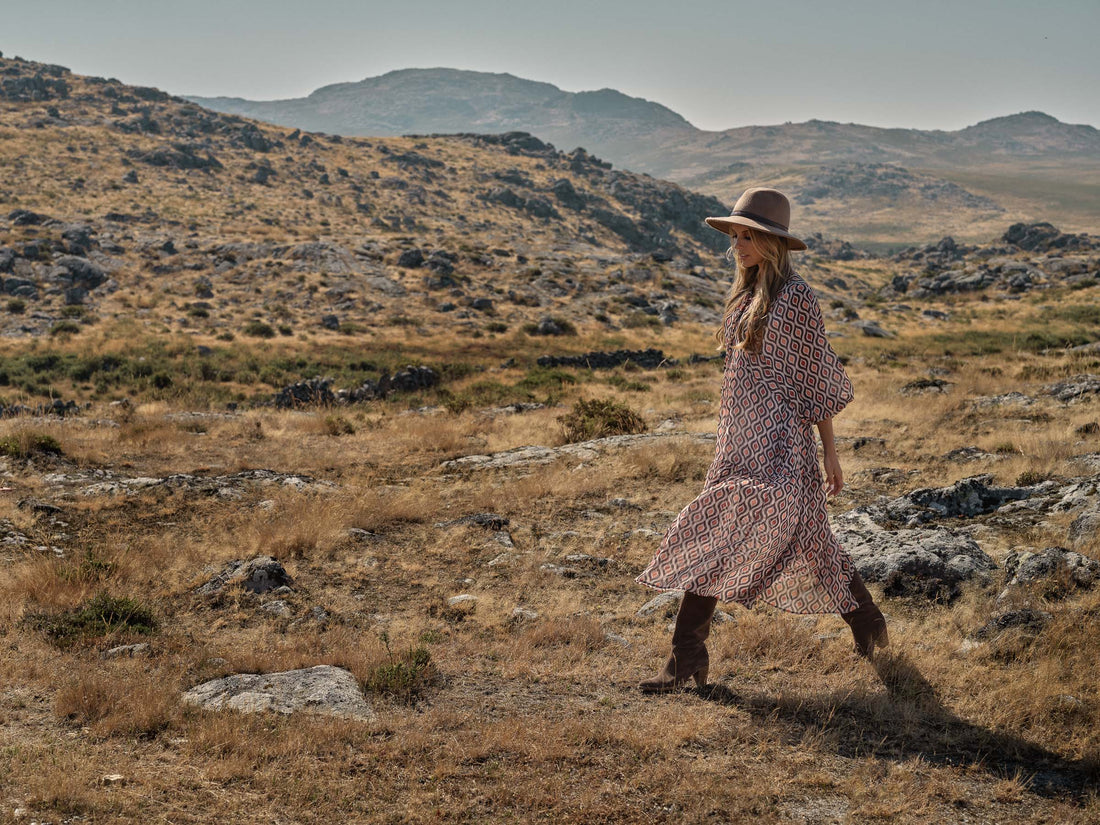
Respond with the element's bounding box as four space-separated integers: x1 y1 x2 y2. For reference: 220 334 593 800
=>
705 216 807 251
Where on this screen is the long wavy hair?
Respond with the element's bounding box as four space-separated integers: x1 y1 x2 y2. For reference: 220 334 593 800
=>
715 228 795 352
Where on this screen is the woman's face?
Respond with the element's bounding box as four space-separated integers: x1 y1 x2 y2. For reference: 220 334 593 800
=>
730 226 763 268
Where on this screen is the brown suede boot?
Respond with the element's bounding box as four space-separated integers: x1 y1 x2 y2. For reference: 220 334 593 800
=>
639 591 718 693
841 570 889 659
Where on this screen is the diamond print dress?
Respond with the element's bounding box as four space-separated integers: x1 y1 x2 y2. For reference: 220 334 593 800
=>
637 275 860 614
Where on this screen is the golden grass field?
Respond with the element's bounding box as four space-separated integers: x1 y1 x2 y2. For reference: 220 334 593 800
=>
1 304 1099 823
1 54 1099 824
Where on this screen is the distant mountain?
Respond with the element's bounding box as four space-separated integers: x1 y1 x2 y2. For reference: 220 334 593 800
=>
190 71 1100 245
189 68 695 162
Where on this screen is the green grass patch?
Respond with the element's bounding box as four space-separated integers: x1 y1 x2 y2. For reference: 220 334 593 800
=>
0 432 62 459
27 592 157 648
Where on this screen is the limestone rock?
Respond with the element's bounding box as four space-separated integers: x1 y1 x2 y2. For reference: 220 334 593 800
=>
182 665 374 720
636 591 682 618
834 514 996 602
197 556 293 596
1003 546 1100 591
970 609 1052 641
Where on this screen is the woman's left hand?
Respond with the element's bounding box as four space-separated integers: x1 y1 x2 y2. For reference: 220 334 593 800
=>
823 450 844 497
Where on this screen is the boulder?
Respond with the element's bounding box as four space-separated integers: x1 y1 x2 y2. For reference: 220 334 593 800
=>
55 255 107 289
834 514 996 602
1069 507 1100 548
196 555 294 596
274 377 336 408
1043 375 1100 403
852 320 895 338
970 609 1053 641
876 475 1033 526
1002 546 1100 591
636 591 683 618
397 248 424 269
182 665 374 719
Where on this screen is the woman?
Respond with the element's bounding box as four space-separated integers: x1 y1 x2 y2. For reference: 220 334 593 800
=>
636 187 888 693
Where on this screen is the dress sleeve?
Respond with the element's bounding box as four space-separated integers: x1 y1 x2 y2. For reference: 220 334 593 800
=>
760 280 853 423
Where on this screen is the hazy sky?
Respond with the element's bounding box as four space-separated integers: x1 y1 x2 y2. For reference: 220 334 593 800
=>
5 0 1098 131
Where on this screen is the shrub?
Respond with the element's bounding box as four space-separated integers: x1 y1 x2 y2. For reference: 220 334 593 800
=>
323 415 355 436
0 432 63 458
243 320 276 338
27 592 157 647
558 398 647 443
50 320 82 336
622 312 661 329
365 635 433 703
6 298 25 314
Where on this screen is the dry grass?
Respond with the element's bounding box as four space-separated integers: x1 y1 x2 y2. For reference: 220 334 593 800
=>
3 58 1100 821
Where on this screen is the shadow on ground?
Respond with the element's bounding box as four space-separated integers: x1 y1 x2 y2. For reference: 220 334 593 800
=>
698 653 1097 801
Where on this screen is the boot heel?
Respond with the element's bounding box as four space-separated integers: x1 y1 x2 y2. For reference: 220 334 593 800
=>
693 667 709 687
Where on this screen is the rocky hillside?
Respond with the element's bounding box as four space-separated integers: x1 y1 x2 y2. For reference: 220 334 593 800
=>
188 67 1100 245
0 54 746 341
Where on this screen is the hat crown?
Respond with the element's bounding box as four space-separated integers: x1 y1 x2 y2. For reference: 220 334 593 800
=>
731 188 791 231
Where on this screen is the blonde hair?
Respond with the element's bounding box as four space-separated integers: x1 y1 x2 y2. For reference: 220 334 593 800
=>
715 228 795 352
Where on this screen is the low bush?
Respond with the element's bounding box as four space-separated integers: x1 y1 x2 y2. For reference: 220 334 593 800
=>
243 320 276 338
365 636 433 703
558 398 647 443
0 431 63 459
27 592 157 647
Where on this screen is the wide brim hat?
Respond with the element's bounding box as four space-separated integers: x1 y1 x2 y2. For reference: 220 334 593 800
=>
705 187 807 251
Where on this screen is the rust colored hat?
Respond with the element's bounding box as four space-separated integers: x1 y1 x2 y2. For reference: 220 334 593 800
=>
705 187 807 251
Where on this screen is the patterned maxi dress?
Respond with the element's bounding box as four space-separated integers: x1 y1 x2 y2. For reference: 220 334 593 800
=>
637 274 860 614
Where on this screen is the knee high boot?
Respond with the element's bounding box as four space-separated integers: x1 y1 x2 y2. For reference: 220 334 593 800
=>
841 570 889 659
639 591 718 693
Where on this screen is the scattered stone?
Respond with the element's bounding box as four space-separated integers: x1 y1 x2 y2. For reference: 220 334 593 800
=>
1002 546 1100 591
397 248 424 268
636 591 683 618
834 513 996 602
852 320 895 338
712 609 736 625
943 446 998 462
274 377 336 408
537 348 667 369
196 556 294 597
101 643 151 659
446 594 478 608
347 528 380 542
1069 507 1100 548
511 606 539 622
181 665 375 719
604 632 631 647
540 562 585 578
974 392 1034 408
1043 375 1100 403
262 600 293 618
563 553 613 569
100 774 126 786
876 474 1033 526
970 608 1053 641
900 378 952 395
435 513 509 530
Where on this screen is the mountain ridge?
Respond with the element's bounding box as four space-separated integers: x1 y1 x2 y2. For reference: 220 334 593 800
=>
188 68 1100 245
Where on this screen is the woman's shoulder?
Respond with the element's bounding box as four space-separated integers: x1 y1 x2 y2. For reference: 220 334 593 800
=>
774 273 819 310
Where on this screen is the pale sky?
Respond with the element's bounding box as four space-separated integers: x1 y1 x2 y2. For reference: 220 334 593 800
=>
4 0 1098 132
